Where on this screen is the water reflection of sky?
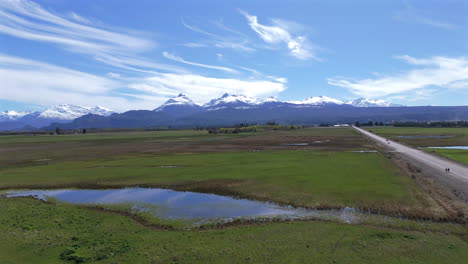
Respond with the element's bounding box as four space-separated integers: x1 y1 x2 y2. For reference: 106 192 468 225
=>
7 188 305 219
426 146 468 150
6 188 367 224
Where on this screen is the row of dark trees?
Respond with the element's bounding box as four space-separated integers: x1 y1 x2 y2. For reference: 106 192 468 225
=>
54 128 87 135
354 120 468 127
354 121 386 127
393 121 468 127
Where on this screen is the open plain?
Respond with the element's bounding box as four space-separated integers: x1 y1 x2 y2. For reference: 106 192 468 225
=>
1 127 468 263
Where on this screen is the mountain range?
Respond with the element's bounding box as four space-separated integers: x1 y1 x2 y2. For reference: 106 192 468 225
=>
155 93 401 111
2 94 467 131
0 105 114 131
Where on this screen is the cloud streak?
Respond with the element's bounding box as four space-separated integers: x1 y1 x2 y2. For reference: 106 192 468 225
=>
162 51 239 74
0 54 167 111
393 2 458 30
240 10 316 60
328 55 468 98
130 73 287 104
0 0 185 73
181 18 255 53
0 1 290 111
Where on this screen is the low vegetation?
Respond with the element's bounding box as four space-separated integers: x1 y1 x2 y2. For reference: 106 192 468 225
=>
1 127 467 263
207 124 303 134
1 198 467 264
0 151 424 211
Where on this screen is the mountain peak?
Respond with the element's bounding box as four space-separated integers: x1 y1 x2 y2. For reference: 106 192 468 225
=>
154 94 200 112
0 110 32 121
348 97 401 107
261 96 278 103
204 94 261 109
287 96 344 105
38 104 114 120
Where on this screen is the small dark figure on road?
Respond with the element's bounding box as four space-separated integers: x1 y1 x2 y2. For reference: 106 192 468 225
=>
448 168 450 173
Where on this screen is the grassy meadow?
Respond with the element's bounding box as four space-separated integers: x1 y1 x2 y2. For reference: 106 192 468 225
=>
2 198 468 264
1 127 467 263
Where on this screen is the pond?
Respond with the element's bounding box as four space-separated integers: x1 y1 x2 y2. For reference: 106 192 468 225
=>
426 146 468 150
4 188 366 225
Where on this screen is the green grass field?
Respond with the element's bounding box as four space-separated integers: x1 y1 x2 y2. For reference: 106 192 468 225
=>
426 148 468 164
0 151 421 209
1 198 467 264
1 127 467 263
368 127 468 164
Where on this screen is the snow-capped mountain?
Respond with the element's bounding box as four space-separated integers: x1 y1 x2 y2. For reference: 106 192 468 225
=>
0 95 406 131
154 94 203 116
286 96 344 105
261 96 278 103
0 104 115 131
154 94 200 111
157 94 401 111
204 93 262 110
0 110 31 121
38 104 114 120
88 106 115 117
347 98 401 107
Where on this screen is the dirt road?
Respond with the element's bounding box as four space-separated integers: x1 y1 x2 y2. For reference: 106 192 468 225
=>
353 126 468 186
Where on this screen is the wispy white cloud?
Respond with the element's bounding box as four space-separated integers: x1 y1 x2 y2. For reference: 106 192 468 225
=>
0 55 165 111
181 18 255 53
129 73 287 104
393 2 458 30
0 1 289 111
327 55 468 98
106 72 121 79
162 51 239 74
181 42 209 48
68 12 91 24
240 10 316 60
0 0 185 73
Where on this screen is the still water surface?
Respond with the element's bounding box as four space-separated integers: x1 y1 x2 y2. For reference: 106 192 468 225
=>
6 188 363 224
426 146 468 150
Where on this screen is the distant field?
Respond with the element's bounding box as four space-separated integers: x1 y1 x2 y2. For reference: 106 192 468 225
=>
0 127 366 168
1 198 467 264
1 127 466 263
0 130 209 144
0 127 432 212
367 127 468 164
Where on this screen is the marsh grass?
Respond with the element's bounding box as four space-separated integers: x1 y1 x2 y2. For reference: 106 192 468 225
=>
1 197 468 264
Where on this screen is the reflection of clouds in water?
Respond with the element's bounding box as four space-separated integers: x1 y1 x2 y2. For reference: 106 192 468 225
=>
164 191 191 205
92 188 164 204
7 188 365 224
7 189 71 200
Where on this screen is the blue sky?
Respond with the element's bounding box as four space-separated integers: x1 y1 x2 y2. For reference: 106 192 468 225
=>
0 0 467 112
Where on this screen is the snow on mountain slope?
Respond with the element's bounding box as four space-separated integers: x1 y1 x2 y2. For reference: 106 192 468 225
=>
286 96 344 105
154 94 200 111
204 93 262 109
0 110 31 121
348 98 401 107
38 104 114 120
151 94 400 111
88 106 115 116
261 96 279 103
